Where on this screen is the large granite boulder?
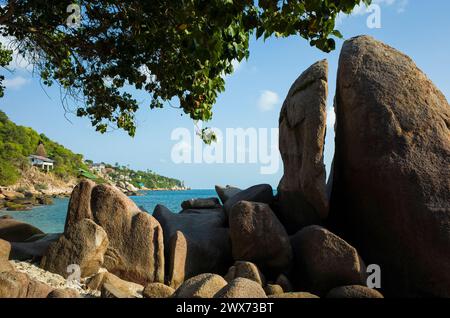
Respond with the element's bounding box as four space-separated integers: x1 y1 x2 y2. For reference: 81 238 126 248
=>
290 225 366 295
41 219 109 278
153 205 231 287
229 201 292 274
223 184 274 217
214 278 267 298
98 272 144 298
174 273 227 298
330 35 450 297
91 185 164 285
277 60 329 233
64 182 165 285
0 218 44 242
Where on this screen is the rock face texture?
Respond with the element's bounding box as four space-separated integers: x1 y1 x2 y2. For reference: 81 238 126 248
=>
0 239 10 261
153 205 231 287
0 259 12 273
215 277 267 298
229 201 292 274
290 225 366 295
41 219 109 278
174 273 228 298
277 60 329 233
0 239 13 272
330 35 450 297
0 270 53 298
0 271 29 297
99 272 144 298
142 283 175 298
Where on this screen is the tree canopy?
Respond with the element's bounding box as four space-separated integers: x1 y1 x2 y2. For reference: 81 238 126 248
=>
0 0 370 138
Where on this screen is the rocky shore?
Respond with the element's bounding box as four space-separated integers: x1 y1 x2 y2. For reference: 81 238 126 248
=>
0 188 63 212
0 36 449 298
0 166 76 212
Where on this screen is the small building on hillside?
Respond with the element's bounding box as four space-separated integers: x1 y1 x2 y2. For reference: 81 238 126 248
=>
29 155 54 171
29 142 54 171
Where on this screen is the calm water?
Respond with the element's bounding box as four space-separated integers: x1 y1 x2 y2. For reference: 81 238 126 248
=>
0 189 216 233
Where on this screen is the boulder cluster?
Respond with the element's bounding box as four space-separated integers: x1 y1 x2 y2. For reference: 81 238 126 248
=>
0 35 449 298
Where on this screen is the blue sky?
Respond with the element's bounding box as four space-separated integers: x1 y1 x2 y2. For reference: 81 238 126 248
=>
1 0 449 189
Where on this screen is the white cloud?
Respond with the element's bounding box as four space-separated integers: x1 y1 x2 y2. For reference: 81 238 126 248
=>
4 76 30 90
257 90 280 112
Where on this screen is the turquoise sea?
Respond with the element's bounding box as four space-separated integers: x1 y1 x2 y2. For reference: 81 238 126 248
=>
0 189 217 233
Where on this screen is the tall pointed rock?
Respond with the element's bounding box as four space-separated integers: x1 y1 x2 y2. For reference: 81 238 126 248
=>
277 60 329 233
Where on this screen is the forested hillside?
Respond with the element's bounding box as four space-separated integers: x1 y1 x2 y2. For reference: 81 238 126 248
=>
0 110 87 185
0 110 184 189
